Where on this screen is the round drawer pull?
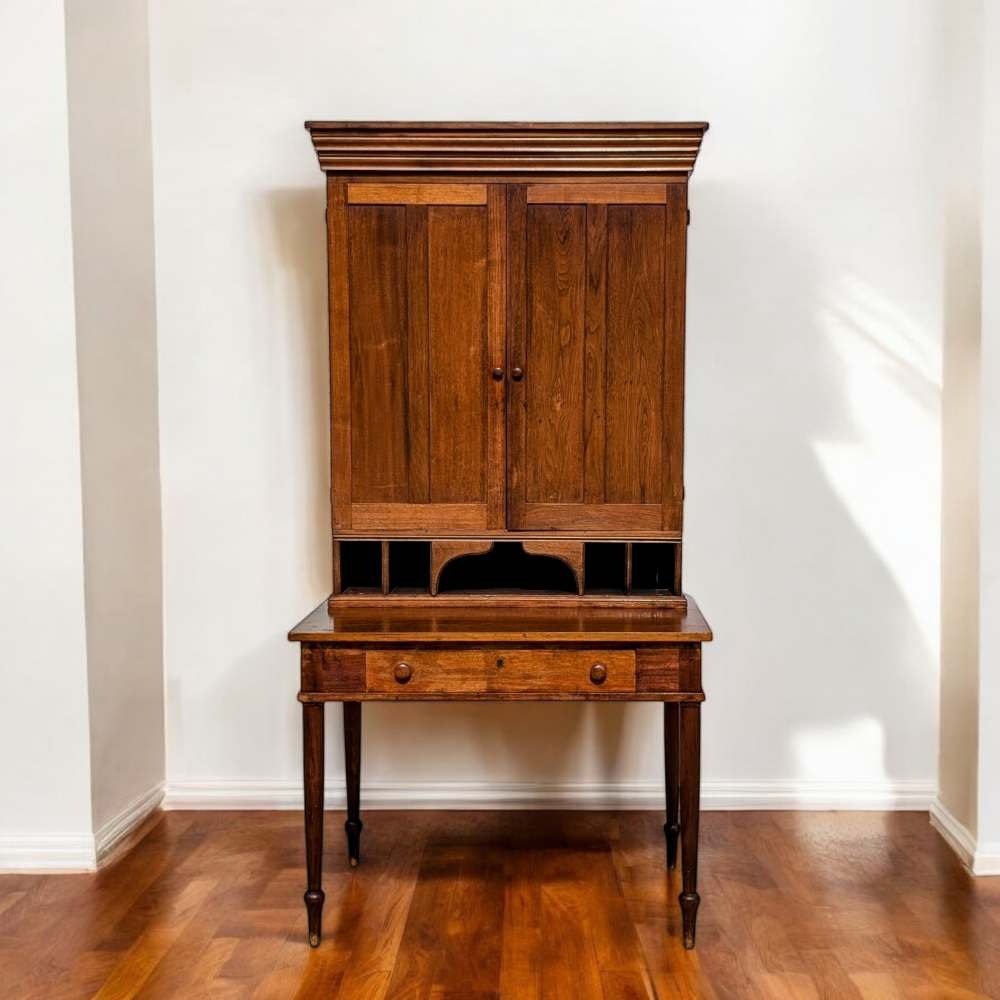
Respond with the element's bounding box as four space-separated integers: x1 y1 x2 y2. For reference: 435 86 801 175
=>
393 662 413 684
589 663 607 685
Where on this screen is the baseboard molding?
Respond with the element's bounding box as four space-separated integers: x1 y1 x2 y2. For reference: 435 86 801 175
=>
0 834 97 872
94 783 164 866
930 797 1000 876
163 777 935 812
0 782 164 873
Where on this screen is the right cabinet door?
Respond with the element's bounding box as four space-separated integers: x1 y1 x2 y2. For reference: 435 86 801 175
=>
506 183 687 534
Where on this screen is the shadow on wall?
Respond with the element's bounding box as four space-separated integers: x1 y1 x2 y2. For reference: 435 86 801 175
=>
258 178 939 794
685 181 938 789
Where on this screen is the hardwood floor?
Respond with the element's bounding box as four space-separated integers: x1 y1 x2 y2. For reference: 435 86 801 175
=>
1 810 998 999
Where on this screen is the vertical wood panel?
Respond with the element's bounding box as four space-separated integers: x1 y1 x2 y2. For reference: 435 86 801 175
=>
584 205 608 504
404 206 430 502
428 206 488 502
525 205 586 503
605 206 665 503
327 179 353 529
348 206 410 501
662 185 688 529
486 186 507 528
506 186 528 526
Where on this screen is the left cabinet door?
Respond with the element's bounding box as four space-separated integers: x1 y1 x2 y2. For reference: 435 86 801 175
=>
328 181 506 534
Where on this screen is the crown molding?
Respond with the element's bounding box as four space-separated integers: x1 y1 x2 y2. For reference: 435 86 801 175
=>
305 121 709 176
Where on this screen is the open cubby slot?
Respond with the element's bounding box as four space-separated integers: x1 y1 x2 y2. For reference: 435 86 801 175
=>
388 541 431 593
437 542 577 594
583 542 628 594
631 543 678 595
338 540 382 593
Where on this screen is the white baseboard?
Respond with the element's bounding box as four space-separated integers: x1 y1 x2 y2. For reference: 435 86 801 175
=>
0 782 164 873
930 797 1000 876
163 777 935 812
94 782 164 865
0 833 97 872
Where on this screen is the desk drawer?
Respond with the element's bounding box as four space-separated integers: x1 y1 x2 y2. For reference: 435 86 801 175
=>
365 649 635 694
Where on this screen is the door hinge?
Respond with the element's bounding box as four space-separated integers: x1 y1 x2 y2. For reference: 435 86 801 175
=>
686 209 691 226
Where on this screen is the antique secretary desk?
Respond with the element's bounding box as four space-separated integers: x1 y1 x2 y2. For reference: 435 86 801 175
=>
289 121 712 950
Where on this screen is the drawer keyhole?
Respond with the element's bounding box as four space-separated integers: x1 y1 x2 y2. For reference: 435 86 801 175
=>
496 657 504 670
589 663 608 685
393 662 412 684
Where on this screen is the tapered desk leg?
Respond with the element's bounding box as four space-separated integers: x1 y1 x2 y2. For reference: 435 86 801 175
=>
303 702 325 947
663 702 680 870
343 701 363 866
679 702 701 949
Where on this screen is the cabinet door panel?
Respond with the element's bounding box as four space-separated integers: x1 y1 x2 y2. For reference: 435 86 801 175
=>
508 183 686 534
330 182 504 533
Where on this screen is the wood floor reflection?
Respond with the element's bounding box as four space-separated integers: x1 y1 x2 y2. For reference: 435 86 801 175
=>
1 809 998 998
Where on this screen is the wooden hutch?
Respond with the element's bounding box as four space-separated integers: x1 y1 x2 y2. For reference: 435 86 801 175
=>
289 121 712 949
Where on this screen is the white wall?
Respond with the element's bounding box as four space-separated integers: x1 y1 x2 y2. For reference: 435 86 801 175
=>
65 0 165 835
150 0 953 807
0 0 94 862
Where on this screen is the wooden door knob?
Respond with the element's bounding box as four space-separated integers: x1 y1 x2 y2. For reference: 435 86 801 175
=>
511 367 524 381
393 662 413 684
589 663 607 685
491 367 504 381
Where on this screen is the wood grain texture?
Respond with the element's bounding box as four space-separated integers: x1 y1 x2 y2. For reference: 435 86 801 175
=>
521 540 585 594
430 539 494 595
662 183 688 529
5 810 998 998
302 647 366 692
427 206 488 503
306 121 710 175
348 183 487 204
527 183 667 204
606 206 665 504
486 185 507 529
584 203 608 505
350 502 488 533
292 595 713 644
404 205 430 503
348 204 410 501
365 649 636 694
327 179 353 530
524 204 586 504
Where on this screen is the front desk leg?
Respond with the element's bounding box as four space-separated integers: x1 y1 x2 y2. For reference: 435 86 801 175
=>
663 703 680 869
343 701 363 866
303 702 325 947
679 702 701 948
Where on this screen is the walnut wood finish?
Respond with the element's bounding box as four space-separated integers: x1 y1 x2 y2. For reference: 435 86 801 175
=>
302 702 324 947
5 810 998 998
365 648 636 695
292 596 712 645
296 123 712 950
343 702 362 868
306 121 710 175
430 540 494 595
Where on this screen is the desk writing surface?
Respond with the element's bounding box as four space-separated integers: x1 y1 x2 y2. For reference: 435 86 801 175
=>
289 594 712 644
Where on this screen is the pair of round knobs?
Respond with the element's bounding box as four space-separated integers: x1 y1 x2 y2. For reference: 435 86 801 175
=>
491 367 524 382
392 661 608 685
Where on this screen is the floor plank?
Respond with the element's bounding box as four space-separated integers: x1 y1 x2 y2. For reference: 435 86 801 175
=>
0 811 998 999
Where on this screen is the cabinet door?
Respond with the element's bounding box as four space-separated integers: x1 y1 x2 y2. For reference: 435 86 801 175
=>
506 183 687 534
329 181 505 533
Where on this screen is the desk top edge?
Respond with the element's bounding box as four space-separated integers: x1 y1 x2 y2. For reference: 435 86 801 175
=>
288 595 712 644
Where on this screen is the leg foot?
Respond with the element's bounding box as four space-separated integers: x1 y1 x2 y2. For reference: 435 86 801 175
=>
679 891 700 949
304 888 325 947
344 702 362 866
345 817 363 867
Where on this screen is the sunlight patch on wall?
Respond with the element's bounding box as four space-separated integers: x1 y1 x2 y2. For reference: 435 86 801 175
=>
813 276 941 655
791 716 888 782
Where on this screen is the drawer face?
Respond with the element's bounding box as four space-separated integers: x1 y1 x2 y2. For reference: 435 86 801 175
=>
366 649 635 694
